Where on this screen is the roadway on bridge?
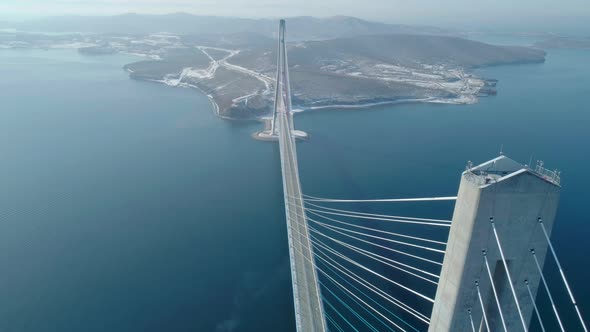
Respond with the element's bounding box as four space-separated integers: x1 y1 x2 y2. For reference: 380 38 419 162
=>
278 106 326 332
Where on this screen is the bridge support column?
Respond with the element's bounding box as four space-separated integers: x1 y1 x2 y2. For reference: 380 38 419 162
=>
429 155 560 331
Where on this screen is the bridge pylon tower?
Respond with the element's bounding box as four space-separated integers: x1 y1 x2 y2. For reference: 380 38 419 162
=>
430 155 560 331
254 19 308 142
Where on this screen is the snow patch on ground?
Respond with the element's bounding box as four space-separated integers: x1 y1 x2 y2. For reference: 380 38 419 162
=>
121 52 162 60
194 45 276 105
318 59 488 105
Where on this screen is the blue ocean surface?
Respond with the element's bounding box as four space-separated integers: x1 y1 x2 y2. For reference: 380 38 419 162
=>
0 47 588 331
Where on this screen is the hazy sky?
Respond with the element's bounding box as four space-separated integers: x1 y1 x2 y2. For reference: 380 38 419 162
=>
1 0 589 26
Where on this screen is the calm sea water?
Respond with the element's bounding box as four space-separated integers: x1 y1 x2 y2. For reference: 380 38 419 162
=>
0 47 588 331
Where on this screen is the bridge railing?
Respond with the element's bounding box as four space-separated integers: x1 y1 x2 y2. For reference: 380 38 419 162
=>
533 160 561 186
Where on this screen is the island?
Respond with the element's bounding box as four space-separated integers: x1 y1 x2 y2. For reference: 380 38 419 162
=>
123 33 545 120
0 14 547 120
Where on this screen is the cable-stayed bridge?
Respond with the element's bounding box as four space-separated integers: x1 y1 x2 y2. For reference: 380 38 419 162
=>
273 19 326 332
270 20 587 332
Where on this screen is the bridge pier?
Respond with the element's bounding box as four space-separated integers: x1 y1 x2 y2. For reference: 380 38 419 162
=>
253 129 308 141
430 155 560 331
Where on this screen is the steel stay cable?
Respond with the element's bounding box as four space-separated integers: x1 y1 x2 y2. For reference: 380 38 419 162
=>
302 193 457 203
318 259 398 332
308 231 435 304
532 249 565 332
305 207 451 227
285 202 445 267
303 206 447 246
309 217 443 266
287 232 413 331
475 281 491 332
308 235 431 324
310 217 446 254
320 279 380 332
483 251 508 332
309 225 439 284
284 198 433 327
491 218 528 331
525 279 547 332
312 246 423 330
539 219 588 332
323 296 360 332
284 216 430 325
325 313 345 332
302 199 452 223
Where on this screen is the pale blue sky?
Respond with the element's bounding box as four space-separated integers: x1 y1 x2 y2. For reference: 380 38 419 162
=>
1 0 589 26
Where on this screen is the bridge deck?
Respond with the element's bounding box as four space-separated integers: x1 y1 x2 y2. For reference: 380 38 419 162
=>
278 108 326 332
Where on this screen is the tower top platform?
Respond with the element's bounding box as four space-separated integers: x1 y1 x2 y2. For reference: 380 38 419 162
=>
465 155 561 188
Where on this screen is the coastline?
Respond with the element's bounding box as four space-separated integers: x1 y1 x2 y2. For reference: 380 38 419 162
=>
134 74 481 118
133 72 487 141
0 46 497 124
305 98 435 110
142 77 236 120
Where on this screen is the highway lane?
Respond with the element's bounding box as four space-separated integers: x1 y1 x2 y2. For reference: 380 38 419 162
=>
277 105 326 332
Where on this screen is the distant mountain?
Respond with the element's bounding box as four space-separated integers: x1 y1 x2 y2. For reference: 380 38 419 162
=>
289 34 547 68
266 16 448 40
3 13 448 40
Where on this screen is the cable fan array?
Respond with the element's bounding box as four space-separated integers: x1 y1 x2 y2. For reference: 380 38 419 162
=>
285 193 455 332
